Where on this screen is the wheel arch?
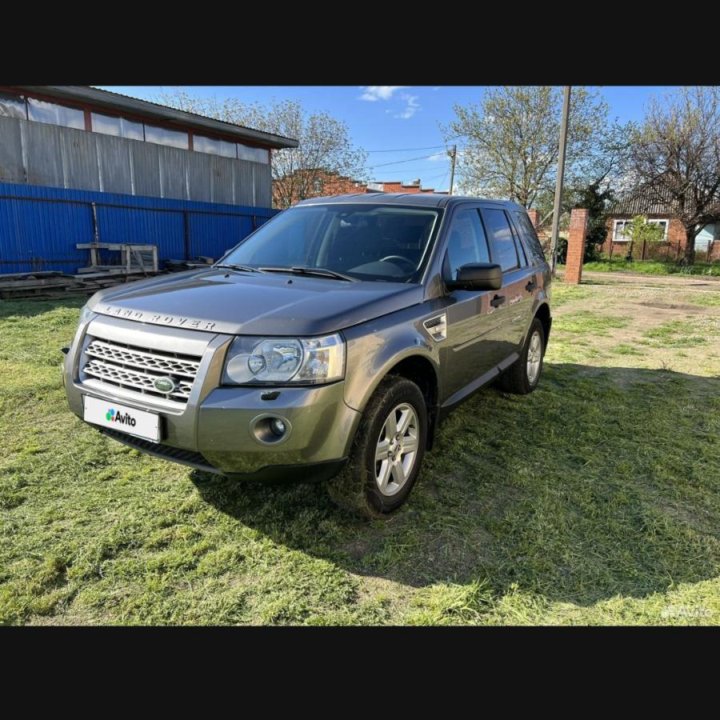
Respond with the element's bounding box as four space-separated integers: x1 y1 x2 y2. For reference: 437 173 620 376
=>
534 302 552 343
386 355 439 450
344 342 440 451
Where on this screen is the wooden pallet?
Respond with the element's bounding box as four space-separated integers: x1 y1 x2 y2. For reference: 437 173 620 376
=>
76 243 159 274
0 269 163 300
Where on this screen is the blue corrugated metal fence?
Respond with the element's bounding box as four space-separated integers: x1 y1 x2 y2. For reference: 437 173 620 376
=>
0 181 276 275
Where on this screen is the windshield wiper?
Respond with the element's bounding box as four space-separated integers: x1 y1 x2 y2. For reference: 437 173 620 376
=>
259 266 357 282
214 263 264 273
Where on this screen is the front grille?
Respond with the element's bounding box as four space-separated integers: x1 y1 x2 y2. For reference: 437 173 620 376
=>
82 338 201 403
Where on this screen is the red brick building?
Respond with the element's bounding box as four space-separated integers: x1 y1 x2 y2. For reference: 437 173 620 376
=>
602 189 720 262
365 179 443 195
273 169 445 207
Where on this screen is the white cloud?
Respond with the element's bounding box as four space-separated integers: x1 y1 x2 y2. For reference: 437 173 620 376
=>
359 86 408 102
394 93 420 120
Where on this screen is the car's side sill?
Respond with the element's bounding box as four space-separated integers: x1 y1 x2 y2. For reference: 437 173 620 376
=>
439 351 520 418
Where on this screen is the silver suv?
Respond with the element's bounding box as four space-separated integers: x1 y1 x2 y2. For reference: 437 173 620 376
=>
63 194 551 517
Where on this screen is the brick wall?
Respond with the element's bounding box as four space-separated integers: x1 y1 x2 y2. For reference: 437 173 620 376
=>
527 207 552 246
603 215 686 260
272 169 366 207
273 170 444 207
527 209 540 228
565 209 588 284
378 181 438 194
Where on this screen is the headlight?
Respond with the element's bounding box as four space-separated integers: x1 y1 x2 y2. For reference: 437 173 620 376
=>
222 333 345 385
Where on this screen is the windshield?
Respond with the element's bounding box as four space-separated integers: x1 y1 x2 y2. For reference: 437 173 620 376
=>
219 204 442 282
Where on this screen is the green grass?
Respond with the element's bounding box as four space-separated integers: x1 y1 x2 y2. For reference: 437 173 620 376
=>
581 259 720 276
683 292 720 308
552 310 629 335
2 292 720 625
642 319 717 348
611 344 643 356
550 284 594 308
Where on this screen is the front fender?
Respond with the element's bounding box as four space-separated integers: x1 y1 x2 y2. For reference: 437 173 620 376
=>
342 304 443 412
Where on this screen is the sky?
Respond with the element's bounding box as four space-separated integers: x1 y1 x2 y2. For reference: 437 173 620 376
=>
103 86 677 192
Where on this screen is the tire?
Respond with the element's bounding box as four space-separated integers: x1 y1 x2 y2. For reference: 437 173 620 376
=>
326 375 427 518
498 317 545 395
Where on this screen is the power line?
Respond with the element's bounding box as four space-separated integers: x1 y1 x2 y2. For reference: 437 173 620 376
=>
418 169 448 190
366 144 446 153
410 169 449 182
364 136 462 155
367 153 442 170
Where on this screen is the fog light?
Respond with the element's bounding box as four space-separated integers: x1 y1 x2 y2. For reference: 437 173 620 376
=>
250 414 292 445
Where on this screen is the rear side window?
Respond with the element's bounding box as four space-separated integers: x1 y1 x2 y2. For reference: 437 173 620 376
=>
482 208 518 272
512 211 546 266
509 217 529 268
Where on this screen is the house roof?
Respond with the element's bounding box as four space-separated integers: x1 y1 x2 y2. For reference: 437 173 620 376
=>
14 85 298 150
609 185 678 216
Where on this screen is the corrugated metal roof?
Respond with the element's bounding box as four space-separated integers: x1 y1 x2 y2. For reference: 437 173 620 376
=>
13 86 299 150
609 185 679 216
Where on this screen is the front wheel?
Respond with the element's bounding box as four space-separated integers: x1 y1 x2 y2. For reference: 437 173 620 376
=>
326 376 427 518
497 317 546 394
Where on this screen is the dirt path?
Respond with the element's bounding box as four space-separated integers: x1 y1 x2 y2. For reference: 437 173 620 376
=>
549 273 720 377
575 270 720 288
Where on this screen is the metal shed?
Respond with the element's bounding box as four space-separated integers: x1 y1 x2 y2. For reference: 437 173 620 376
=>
0 86 297 274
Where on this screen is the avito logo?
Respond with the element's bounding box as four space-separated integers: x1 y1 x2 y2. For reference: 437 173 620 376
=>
105 408 137 427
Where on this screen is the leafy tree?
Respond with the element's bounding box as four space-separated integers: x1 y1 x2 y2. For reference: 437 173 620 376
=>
156 91 367 209
628 87 720 264
446 87 630 219
622 215 665 261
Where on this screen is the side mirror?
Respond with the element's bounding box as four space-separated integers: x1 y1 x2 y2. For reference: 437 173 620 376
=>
447 263 502 291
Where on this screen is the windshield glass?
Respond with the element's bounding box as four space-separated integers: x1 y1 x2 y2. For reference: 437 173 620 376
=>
219 204 442 282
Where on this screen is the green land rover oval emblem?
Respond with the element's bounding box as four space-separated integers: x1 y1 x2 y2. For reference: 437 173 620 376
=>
154 377 176 393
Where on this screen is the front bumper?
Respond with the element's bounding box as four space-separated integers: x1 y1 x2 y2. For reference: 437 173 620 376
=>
63 313 361 479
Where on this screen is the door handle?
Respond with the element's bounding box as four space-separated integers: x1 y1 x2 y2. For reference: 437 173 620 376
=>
490 294 506 308
525 278 537 292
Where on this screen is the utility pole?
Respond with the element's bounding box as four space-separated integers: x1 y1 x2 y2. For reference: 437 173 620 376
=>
448 144 457 195
550 86 571 275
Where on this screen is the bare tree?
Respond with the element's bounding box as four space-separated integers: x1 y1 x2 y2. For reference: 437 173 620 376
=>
157 90 367 209
628 87 720 264
445 87 628 216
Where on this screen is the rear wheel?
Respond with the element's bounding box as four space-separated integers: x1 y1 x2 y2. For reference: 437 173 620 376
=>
498 317 545 394
326 375 427 518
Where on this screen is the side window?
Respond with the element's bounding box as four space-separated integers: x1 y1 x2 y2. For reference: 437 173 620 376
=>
482 208 519 272
508 213 529 268
512 211 546 265
444 208 490 281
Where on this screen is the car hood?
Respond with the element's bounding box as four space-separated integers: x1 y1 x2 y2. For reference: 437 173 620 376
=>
88 268 424 336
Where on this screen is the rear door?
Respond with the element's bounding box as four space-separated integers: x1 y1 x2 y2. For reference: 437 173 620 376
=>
480 207 536 358
439 206 504 402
